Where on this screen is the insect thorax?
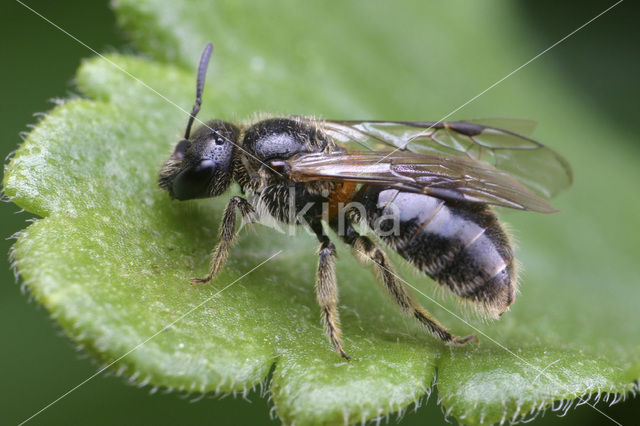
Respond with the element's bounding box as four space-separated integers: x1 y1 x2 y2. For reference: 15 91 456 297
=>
235 116 340 225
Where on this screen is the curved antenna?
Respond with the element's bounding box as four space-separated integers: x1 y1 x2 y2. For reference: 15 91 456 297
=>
184 42 214 140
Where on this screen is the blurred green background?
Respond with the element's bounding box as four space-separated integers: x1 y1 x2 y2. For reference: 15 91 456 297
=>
1 1 637 425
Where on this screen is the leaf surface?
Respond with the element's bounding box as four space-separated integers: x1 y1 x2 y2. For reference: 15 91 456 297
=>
4 1 639 424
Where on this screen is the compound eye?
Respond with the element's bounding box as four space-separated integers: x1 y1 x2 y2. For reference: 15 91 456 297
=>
173 139 191 160
172 159 216 200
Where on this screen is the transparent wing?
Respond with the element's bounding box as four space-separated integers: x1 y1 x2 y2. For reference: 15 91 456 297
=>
284 151 557 213
320 119 572 199
463 118 538 136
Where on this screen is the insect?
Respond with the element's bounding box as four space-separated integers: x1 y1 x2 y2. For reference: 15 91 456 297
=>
159 43 572 360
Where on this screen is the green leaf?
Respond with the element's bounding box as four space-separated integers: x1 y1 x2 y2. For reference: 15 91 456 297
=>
4 1 639 425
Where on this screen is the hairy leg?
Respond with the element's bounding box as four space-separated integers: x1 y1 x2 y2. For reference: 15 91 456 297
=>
192 196 254 284
310 221 350 360
340 225 476 345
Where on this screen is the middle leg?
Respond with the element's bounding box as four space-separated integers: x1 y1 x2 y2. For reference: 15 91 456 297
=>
310 220 350 360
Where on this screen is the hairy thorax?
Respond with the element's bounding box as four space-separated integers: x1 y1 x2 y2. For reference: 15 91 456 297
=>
235 116 341 224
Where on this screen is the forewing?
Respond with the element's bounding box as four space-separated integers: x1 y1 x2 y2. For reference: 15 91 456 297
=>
285 151 557 213
321 119 572 198
460 118 538 136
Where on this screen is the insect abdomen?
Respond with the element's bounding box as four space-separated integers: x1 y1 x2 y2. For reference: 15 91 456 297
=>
358 186 516 317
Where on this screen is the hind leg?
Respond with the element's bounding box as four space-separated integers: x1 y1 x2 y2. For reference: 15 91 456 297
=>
339 224 476 345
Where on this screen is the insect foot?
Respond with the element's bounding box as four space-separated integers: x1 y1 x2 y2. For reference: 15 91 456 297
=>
190 276 212 286
450 334 479 345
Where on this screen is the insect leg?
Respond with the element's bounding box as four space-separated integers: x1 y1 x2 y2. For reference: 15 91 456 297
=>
310 221 350 360
191 196 255 285
339 224 476 345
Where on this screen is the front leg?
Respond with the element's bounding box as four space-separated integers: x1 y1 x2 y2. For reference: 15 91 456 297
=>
311 221 350 360
191 196 254 284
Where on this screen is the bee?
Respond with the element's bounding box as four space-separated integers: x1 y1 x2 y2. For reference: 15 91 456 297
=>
159 43 572 360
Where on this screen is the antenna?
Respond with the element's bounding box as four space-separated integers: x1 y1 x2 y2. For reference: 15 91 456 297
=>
184 42 214 140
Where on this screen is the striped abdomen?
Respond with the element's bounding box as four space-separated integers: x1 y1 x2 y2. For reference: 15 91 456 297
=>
357 186 516 317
